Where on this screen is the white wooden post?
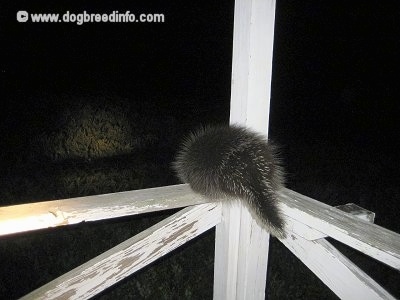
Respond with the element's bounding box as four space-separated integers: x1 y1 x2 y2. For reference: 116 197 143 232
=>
213 0 276 299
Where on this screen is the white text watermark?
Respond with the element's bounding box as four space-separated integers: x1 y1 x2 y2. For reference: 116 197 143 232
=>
16 10 165 25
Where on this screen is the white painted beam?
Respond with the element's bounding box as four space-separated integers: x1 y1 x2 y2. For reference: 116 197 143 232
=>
280 188 400 270
2 185 398 272
214 203 271 300
215 0 277 298
281 232 396 299
229 0 276 133
20 203 221 300
0 184 206 236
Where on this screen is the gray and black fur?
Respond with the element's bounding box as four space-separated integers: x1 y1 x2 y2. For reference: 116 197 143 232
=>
173 124 286 238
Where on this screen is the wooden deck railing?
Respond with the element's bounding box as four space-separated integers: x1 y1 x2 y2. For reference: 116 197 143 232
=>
2 0 399 298
1 185 399 299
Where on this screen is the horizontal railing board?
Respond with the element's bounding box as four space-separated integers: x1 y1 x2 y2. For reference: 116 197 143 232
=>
21 203 221 300
1 185 399 270
280 188 400 270
0 184 208 236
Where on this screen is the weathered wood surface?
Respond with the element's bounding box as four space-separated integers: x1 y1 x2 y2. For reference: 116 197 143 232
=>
228 0 276 133
214 203 270 300
21 203 221 300
0 184 206 235
215 0 277 298
1 185 399 272
280 188 400 270
281 232 396 300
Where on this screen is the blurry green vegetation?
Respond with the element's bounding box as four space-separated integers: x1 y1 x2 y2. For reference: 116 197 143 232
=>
29 95 174 162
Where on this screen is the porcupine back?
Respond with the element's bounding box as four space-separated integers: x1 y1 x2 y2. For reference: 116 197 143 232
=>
173 125 286 238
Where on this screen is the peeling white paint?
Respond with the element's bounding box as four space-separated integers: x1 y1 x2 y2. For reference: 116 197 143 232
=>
21 203 221 300
2 186 399 299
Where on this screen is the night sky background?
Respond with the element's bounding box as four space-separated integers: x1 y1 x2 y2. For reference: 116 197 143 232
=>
1 0 399 299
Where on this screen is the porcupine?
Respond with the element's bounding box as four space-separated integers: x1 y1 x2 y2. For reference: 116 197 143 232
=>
173 124 286 238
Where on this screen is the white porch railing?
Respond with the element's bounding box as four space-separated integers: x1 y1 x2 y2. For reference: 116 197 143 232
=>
0 185 399 299
2 0 399 299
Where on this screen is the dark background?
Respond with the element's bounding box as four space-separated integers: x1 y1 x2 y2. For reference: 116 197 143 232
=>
0 0 399 299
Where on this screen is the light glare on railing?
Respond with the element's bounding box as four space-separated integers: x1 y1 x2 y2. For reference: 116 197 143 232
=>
0 209 67 236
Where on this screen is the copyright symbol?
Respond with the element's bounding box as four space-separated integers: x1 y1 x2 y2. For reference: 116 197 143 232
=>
17 11 29 22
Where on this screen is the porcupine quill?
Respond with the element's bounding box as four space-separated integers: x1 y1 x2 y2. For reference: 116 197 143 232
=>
173 124 286 238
